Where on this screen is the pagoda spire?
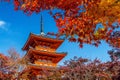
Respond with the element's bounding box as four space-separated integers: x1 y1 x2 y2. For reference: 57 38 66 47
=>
40 15 45 36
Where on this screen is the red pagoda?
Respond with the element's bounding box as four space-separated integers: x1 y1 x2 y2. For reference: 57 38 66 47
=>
20 16 67 79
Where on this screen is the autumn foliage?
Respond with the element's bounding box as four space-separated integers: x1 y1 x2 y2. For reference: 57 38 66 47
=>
0 48 20 79
108 31 120 48
10 0 120 48
58 57 120 80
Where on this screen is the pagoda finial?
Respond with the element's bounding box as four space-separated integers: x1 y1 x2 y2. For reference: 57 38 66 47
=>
40 15 45 36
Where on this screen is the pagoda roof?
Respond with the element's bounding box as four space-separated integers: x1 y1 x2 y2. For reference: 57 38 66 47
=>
26 48 67 63
22 33 64 51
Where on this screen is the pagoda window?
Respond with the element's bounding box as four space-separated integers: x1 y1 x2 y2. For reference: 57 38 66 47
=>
49 64 52 67
39 64 42 65
35 45 47 51
44 64 48 66
35 45 56 52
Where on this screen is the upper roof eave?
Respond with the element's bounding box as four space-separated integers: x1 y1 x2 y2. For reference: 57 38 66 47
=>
22 33 65 51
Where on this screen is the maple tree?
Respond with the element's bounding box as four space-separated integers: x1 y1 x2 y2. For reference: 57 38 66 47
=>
8 0 120 48
108 31 120 48
108 48 120 61
0 53 10 80
107 31 120 61
0 54 14 79
0 48 22 79
48 56 120 80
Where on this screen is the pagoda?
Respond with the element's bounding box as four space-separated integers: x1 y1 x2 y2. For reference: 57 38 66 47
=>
20 16 67 79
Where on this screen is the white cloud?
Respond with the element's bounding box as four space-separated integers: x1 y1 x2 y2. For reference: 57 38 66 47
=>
0 21 6 26
0 20 8 31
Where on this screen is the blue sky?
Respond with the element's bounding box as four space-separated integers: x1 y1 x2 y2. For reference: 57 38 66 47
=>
0 2 113 65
